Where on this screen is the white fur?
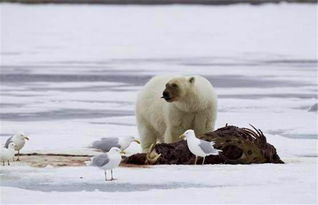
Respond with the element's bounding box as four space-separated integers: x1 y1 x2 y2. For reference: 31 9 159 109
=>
136 75 217 152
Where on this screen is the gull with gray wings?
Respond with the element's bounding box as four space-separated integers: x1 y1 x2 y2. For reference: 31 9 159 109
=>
90 147 122 181
180 129 222 164
91 136 140 152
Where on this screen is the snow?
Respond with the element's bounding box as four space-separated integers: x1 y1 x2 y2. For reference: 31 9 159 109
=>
0 3 317 204
1 154 317 203
1 3 317 62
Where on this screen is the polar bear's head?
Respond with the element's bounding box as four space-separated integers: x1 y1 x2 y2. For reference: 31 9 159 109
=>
162 76 195 102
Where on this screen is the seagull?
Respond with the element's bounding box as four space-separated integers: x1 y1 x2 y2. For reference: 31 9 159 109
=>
180 129 222 165
0 142 16 166
4 132 29 161
90 147 122 181
91 136 140 153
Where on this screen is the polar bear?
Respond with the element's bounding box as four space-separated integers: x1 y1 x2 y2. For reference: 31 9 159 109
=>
136 75 217 152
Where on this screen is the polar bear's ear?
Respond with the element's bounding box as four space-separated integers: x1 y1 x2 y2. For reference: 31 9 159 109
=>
189 77 195 84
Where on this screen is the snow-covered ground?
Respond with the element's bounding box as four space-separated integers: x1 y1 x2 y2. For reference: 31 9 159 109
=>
0 3 317 204
0 157 316 204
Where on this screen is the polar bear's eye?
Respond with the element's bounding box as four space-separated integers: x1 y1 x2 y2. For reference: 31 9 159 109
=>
171 83 178 88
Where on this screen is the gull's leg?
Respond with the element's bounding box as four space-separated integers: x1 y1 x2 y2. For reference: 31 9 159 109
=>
111 169 114 181
202 157 205 165
194 156 198 165
2 161 5 166
8 160 10 166
104 170 108 181
17 150 20 161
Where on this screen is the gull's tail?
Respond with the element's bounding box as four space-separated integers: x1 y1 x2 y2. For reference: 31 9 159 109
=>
210 141 223 155
209 148 223 155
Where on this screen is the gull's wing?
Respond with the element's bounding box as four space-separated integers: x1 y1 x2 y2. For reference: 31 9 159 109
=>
91 137 120 152
4 137 13 148
91 154 110 167
198 140 221 155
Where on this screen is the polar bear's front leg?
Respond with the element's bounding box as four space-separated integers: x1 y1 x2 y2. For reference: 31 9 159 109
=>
138 122 158 153
194 109 216 135
164 126 185 143
164 114 185 143
163 108 185 143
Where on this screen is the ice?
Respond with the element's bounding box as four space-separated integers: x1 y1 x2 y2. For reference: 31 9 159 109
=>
0 3 317 204
1 154 317 203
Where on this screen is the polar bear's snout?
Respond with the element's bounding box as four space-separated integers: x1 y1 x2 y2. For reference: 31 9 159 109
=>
162 90 172 102
162 83 180 102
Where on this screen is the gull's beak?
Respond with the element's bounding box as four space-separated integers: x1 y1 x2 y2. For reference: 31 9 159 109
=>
133 139 141 144
120 151 126 155
24 136 30 141
179 134 185 139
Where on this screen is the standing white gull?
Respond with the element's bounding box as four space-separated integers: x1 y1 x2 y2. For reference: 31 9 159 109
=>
91 136 140 153
180 129 222 165
90 147 122 181
0 142 16 166
4 132 29 161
